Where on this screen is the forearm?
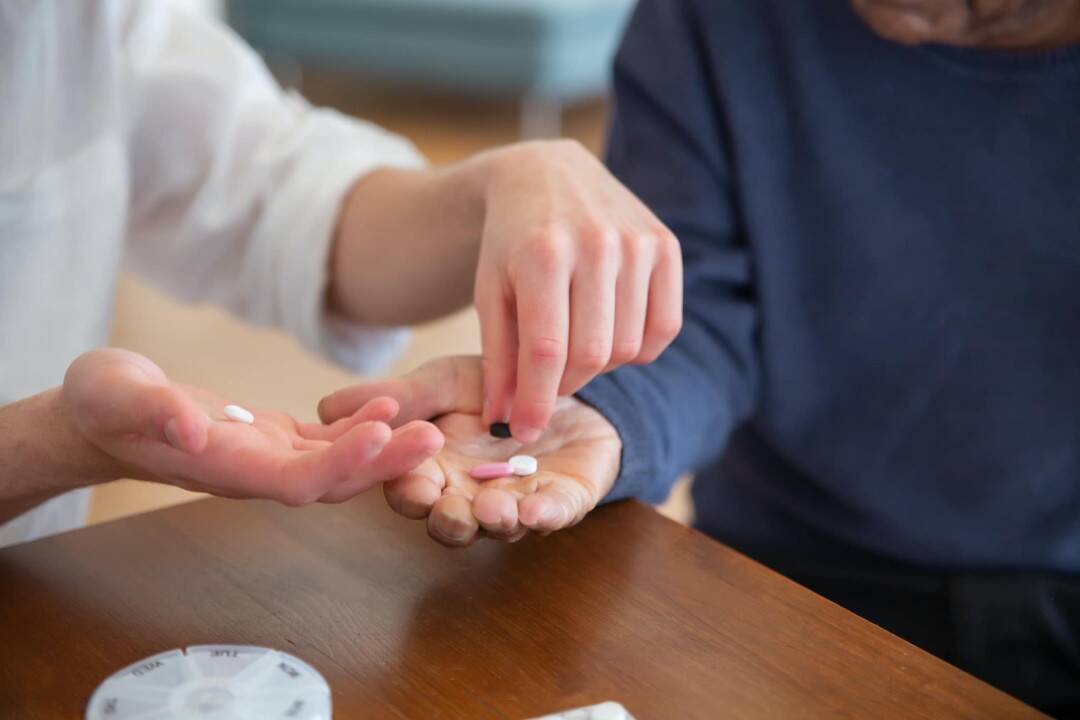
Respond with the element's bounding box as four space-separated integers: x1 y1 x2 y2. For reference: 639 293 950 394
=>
0 388 119 524
329 152 495 325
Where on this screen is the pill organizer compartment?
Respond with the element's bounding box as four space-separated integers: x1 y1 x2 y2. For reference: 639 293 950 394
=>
85 645 331 720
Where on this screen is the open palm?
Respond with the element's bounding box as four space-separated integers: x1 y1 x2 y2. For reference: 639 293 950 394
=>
63 349 443 507
318 356 622 546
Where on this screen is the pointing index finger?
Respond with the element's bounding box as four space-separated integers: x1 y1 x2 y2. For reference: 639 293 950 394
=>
510 248 570 442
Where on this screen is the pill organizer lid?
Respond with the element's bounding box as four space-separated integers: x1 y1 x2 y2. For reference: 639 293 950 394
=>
85 645 331 720
529 701 635 720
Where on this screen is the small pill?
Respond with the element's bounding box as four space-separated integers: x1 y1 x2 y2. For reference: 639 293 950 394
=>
509 455 538 476
223 404 255 424
489 422 512 439
469 462 514 480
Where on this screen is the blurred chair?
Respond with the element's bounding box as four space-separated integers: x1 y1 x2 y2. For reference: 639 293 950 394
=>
226 0 635 138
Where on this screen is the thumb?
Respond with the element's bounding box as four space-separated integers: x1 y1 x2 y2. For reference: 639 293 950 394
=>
319 356 484 427
64 349 210 454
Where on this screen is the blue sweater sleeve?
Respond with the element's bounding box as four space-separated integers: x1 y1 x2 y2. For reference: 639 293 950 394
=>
576 0 760 504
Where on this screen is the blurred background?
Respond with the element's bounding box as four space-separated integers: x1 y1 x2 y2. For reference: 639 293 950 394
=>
91 0 693 527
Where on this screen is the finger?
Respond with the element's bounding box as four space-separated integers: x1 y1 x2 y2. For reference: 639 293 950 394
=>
278 421 393 506
88 362 209 454
558 243 616 396
292 438 331 452
510 250 570 442
518 476 594 533
318 380 412 426
472 487 520 535
384 460 445 519
476 279 517 427
605 236 653 371
318 358 483 427
428 493 480 547
637 232 683 364
317 420 444 504
298 396 399 441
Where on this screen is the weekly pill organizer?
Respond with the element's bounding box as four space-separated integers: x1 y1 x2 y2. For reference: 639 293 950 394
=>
85 646 331 719
86 645 634 719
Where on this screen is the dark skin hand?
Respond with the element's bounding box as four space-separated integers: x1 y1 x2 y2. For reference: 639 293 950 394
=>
852 0 1080 49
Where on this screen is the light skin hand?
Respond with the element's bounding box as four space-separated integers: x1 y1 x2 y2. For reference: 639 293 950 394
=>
330 140 682 444
473 142 682 443
0 348 444 519
319 356 622 547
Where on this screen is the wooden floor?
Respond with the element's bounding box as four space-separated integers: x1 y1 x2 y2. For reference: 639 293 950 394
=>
91 72 693 527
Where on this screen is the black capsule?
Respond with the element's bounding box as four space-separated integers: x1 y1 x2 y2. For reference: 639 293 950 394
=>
489 422 512 439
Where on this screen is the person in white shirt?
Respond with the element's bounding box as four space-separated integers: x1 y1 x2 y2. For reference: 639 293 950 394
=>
0 1 682 547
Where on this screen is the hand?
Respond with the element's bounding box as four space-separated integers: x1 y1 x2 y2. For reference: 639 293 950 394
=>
319 356 622 547
61 348 443 506
473 141 683 442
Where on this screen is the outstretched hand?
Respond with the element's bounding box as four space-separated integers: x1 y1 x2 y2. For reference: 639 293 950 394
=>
319 356 621 546
62 348 443 506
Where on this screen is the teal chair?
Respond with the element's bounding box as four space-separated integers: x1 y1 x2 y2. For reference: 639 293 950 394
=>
226 0 635 137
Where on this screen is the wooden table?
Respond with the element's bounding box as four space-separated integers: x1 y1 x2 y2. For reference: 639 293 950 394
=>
0 495 1041 719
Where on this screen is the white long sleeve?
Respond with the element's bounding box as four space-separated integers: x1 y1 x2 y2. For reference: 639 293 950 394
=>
121 1 420 369
0 0 423 546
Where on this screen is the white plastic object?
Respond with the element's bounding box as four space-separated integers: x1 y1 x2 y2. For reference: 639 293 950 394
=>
530 701 634 720
85 645 331 720
223 405 255 424
509 455 539 476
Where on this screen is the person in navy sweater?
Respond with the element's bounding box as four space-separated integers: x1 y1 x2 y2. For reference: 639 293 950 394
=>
321 0 1080 712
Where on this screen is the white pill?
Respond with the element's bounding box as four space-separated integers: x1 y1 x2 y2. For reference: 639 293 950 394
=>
509 454 538 476
223 404 255 424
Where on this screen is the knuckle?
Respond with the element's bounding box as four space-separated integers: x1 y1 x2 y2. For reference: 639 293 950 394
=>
656 229 682 261
518 396 558 424
634 340 667 365
657 316 684 342
581 225 618 262
571 339 610 372
527 336 567 364
523 234 566 272
610 338 643 363
650 221 677 244
633 349 661 366
279 488 313 509
621 232 650 262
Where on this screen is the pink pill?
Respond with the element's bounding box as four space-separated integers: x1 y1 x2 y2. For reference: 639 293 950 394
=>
469 462 515 480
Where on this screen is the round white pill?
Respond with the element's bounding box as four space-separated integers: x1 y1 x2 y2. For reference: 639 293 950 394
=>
223 404 255 424
509 454 538 476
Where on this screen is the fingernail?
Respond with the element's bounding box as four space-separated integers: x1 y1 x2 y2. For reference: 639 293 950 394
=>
368 424 392 450
424 432 445 454
164 418 185 452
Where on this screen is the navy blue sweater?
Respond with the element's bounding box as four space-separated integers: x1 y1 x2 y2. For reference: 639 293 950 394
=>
577 0 1080 571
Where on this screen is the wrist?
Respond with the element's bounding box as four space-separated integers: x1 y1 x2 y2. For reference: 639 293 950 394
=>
465 141 545 199
453 148 506 233
0 387 123 524
47 386 123 489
